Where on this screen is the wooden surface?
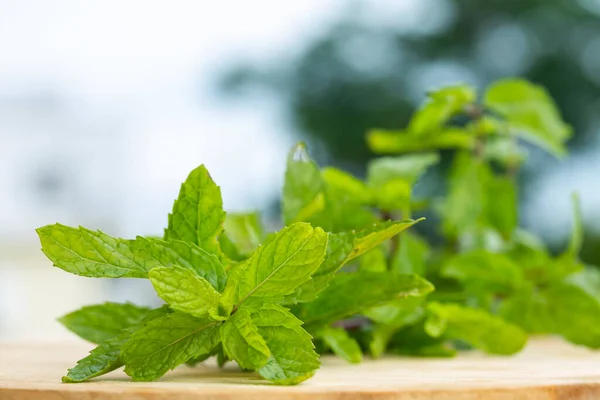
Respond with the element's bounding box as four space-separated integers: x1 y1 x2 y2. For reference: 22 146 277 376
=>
1 339 600 400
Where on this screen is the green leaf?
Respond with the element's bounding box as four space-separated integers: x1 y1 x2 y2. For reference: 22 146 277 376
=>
300 271 433 329
359 247 387 273
223 212 264 257
425 303 527 355
486 176 518 238
441 250 525 295
149 266 223 320
387 322 456 358
321 167 371 204
165 165 226 252
499 288 555 334
367 128 475 154
484 78 572 157
59 302 152 344
544 271 600 348
225 223 328 310
369 324 398 359
311 184 375 233
365 297 424 326
63 306 170 383
251 304 320 385
409 84 476 136
36 224 226 291
366 153 438 213
437 152 490 238
392 232 429 276
62 338 124 383
122 312 221 381
483 136 527 167
564 192 583 260
367 153 439 187
288 220 423 303
348 220 424 261
282 143 324 225
221 308 271 370
319 327 362 364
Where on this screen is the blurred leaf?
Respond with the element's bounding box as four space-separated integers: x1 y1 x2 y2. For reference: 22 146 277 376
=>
483 136 527 167
564 192 583 259
368 128 475 154
321 167 371 204
319 327 362 363
223 212 264 257
409 84 477 136
392 232 429 276
484 79 572 158
367 153 440 187
282 143 325 225
425 303 527 355
359 247 387 272
442 250 525 295
365 297 424 326
437 152 489 238
387 321 456 358
300 271 434 330
486 176 518 238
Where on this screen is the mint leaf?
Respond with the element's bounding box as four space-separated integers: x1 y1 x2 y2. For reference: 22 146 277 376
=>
282 143 324 225
359 247 387 273
406 84 476 136
63 306 170 383
484 79 572 157
543 271 600 348
221 308 271 370
499 288 555 334
441 250 525 295
367 153 439 187
321 167 371 204
319 327 362 364
165 165 225 252
369 324 398 359
59 302 152 344
300 271 433 329
387 322 456 358
561 192 583 261
224 223 327 311
437 152 490 238
288 219 423 303
149 266 223 320
425 303 527 355
36 224 226 290
367 128 475 154
222 212 264 257
251 304 320 385
392 232 429 275
486 176 518 238
365 297 424 327
122 312 221 381
62 338 123 383
348 220 424 261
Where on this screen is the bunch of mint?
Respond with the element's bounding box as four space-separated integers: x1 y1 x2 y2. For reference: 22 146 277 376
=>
37 78 600 386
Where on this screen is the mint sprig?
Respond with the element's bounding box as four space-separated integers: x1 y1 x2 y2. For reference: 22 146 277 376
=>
37 78 599 386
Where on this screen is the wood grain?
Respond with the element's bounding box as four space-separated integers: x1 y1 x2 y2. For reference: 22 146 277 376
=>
1 338 600 400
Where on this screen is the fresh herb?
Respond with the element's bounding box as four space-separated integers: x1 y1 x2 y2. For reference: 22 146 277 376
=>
37 78 599 386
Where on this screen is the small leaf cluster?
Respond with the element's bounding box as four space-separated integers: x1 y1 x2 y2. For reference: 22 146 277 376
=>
37 78 599 386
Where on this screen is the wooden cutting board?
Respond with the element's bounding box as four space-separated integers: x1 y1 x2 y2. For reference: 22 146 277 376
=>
1 338 600 400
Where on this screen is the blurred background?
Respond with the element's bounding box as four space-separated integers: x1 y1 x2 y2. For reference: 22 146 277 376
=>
1 0 600 341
